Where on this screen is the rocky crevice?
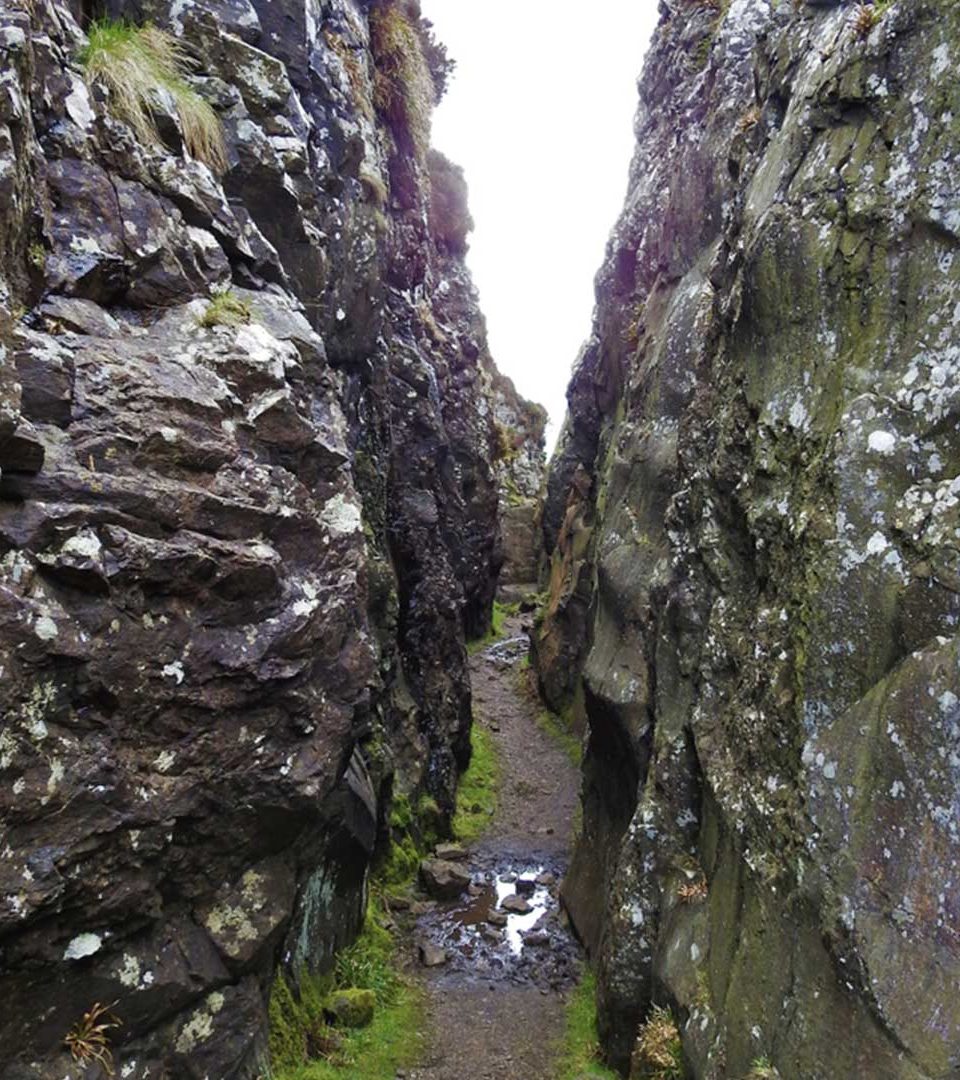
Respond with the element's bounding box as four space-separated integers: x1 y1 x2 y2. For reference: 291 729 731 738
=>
0 0 543 1075
536 1 960 1077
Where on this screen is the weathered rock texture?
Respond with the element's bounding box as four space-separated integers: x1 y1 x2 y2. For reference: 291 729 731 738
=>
491 371 546 589
0 0 512 1074
536 1 960 1077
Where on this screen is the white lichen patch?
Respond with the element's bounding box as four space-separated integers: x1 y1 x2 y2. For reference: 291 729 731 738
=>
153 750 176 774
161 661 185 685
118 953 141 988
204 904 259 954
33 615 58 641
64 932 102 960
174 990 225 1053
867 430 897 455
319 493 363 537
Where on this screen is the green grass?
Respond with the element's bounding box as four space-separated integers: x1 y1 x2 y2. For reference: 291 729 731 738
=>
269 904 424 1080
279 990 424 1080
536 708 583 767
81 19 225 171
467 599 519 654
451 722 499 841
555 970 618 1080
197 288 252 328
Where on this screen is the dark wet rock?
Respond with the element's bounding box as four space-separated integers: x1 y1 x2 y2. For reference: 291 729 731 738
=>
420 859 472 901
536 2 960 1077
491 372 547 591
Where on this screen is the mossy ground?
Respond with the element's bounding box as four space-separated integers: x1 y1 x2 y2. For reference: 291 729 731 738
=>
451 722 499 841
535 708 582 767
378 792 441 887
276 990 424 1080
268 904 424 1080
555 970 618 1080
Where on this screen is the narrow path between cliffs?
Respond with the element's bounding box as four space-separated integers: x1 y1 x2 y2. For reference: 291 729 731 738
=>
395 610 582 1079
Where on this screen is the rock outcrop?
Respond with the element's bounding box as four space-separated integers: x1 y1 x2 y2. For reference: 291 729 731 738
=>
536 1 960 1077
492 371 546 591
0 0 512 1074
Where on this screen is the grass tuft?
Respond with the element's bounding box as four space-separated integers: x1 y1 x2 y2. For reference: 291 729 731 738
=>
555 970 618 1080
370 3 435 164
451 721 499 841
745 1059 780 1080
64 1002 121 1077
81 19 226 172
197 288 252 328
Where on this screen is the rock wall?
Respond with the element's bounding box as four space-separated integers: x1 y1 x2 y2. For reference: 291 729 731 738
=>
491 371 546 590
536 1 960 1077
0 0 508 1074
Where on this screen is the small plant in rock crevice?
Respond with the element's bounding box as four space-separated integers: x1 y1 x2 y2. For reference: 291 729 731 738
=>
851 0 892 37
64 1001 122 1076
197 288 252 328
80 18 226 172
632 1005 685 1080
744 1057 780 1080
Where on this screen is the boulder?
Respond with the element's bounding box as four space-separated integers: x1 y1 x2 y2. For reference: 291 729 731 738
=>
419 859 472 901
324 988 375 1029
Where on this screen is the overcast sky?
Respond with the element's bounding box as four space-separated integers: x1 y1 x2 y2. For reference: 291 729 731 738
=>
419 3 659 449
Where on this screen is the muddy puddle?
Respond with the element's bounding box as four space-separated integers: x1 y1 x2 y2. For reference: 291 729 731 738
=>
410 854 580 992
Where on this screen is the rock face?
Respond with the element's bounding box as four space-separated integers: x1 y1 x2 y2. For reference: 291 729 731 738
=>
0 0 514 1075
536 2 960 1077
491 372 547 590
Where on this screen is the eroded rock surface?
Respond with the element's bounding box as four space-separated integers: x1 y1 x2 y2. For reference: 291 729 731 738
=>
0 0 519 1075
536 1 960 1077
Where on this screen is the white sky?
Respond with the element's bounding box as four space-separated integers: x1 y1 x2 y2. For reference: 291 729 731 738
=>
420 2 659 449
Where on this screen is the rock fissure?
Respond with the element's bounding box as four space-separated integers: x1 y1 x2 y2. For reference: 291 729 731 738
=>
4 0 960 1077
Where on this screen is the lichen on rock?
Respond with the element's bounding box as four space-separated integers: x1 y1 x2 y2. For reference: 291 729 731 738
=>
0 0 522 1075
536 0 960 1076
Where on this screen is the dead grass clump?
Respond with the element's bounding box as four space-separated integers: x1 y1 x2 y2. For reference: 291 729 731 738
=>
64 1002 121 1076
632 1005 684 1080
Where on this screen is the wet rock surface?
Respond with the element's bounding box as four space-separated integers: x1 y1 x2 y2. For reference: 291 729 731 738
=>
536 1 960 1077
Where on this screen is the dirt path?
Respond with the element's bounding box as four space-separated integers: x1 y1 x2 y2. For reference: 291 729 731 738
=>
400 612 582 1080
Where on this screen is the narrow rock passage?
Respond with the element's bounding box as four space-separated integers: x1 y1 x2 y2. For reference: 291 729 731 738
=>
403 611 581 1079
